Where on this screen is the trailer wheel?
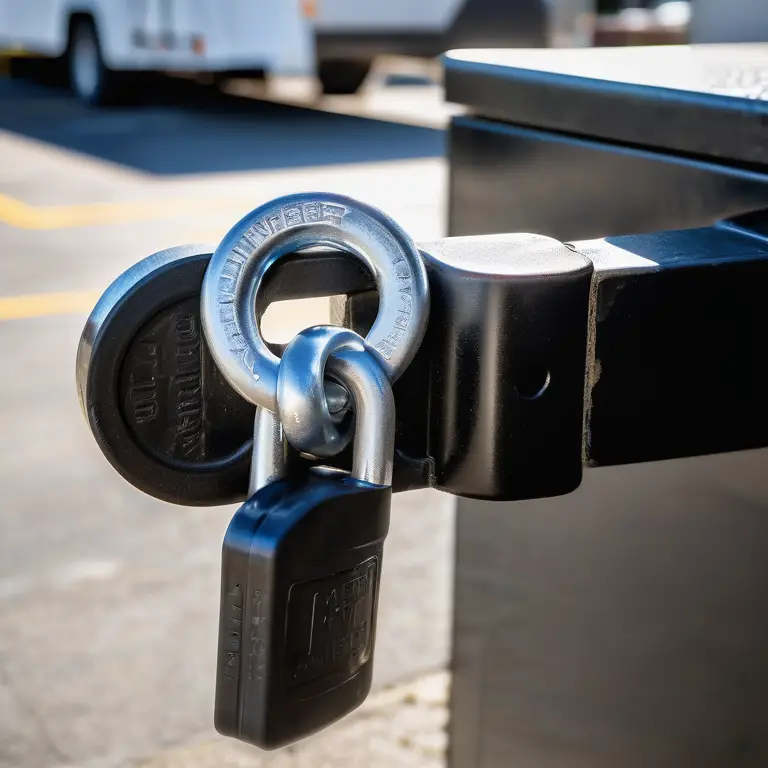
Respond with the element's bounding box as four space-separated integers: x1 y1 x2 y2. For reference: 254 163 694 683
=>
317 59 372 95
68 18 124 106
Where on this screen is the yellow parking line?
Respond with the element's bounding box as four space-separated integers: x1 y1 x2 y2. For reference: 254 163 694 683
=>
0 193 245 230
0 291 99 321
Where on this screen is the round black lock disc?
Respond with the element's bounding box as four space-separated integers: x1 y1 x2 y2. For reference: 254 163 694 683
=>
76 244 254 505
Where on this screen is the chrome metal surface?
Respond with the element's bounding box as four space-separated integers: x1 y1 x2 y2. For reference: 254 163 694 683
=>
330 348 395 486
248 408 289 495
276 326 365 458
278 326 395 486
320 380 350 416
201 192 429 413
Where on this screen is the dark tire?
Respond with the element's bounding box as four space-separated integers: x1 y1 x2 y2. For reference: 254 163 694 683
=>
68 18 128 106
317 59 372 95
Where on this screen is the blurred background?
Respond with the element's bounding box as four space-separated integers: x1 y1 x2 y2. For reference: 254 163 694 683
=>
0 1 762 767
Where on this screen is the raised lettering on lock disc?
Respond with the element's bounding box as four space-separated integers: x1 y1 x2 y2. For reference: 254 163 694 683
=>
201 192 429 412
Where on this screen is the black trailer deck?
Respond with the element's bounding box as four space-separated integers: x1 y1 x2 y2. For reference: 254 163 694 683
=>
443 44 768 768
444 44 768 240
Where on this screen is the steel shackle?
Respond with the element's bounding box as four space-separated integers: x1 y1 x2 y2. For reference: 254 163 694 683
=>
200 192 430 415
278 326 395 486
249 407 288 495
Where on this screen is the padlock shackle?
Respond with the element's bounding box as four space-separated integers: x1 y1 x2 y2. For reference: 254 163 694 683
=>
277 325 395 487
248 408 289 495
327 347 395 487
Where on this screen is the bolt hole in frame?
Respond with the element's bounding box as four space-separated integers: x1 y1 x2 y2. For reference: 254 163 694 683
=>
514 365 551 400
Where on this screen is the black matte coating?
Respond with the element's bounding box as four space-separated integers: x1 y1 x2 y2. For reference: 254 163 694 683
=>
215 471 391 750
444 45 768 166
118 295 254 470
83 252 255 506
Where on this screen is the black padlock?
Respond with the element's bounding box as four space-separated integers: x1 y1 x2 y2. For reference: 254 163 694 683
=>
214 338 395 750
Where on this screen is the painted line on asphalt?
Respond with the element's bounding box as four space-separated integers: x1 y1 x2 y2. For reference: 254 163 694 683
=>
0 291 99 321
0 192 247 230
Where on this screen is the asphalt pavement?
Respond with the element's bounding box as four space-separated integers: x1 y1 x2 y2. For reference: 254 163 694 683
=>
0 73 454 768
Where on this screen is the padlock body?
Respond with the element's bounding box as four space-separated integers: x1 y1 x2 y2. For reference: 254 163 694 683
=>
214 470 391 750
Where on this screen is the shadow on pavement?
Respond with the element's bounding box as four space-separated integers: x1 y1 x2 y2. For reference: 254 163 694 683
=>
0 75 444 175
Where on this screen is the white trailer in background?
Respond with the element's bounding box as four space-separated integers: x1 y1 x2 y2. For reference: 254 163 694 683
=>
0 0 313 104
0 0 573 106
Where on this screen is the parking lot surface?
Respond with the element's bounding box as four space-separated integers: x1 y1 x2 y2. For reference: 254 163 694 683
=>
0 72 454 768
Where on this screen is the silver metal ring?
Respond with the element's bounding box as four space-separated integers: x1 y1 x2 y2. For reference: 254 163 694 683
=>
277 326 365 458
201 192 429 412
